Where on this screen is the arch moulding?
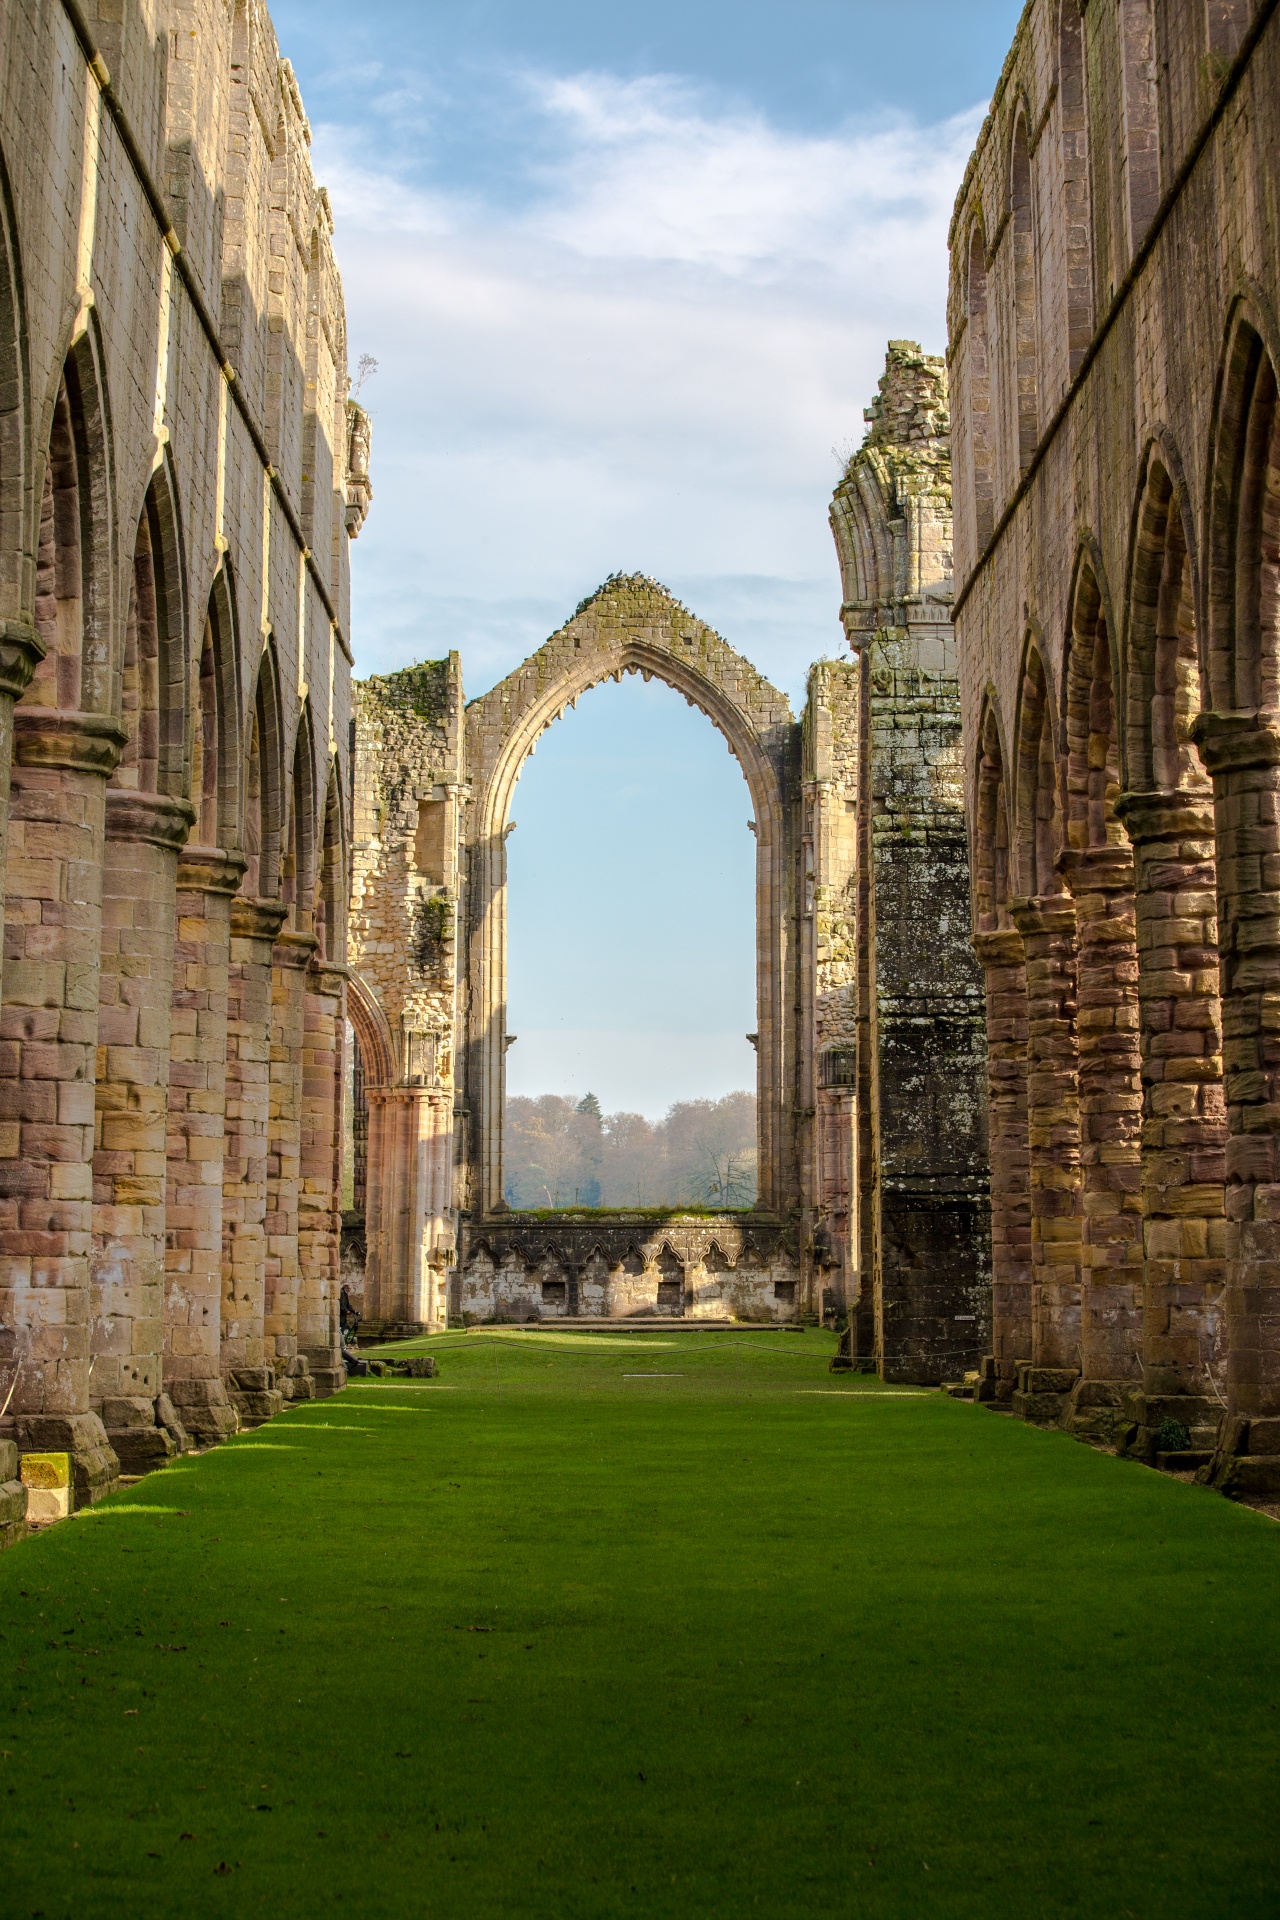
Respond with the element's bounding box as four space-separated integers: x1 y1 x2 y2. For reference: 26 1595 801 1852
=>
460 574 799 1219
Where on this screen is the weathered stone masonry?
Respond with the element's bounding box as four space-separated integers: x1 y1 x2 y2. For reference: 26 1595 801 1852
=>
0 0 364 1536
948 0 1280 1490
348 356 991 1381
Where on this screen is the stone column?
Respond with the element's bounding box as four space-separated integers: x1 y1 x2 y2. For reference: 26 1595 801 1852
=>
265 929 313 1391
362 1086 388 1323
1008 894 1082 1420
1116 790 1227 1459
371 1085 451 1333
222 894 287 1426
1 707 126 1503
298 956 344 1395
164 845 244 1445
91 790 194 1473
972 927 1031 1400
1190 714 1280 1496
1059 845 1143 1438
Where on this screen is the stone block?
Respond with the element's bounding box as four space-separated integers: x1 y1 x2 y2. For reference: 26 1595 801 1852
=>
0 1475 27 1546
1011 1389 1070 1426
101 1396 155 1430
20 1450 71 1522
228 1388 283 1428
1016 1365 1079 1395
16 1413 118 1506
1219 1454 1280 1501
107 1426 175 1474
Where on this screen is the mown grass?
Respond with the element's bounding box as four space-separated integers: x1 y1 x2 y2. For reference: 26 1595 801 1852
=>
0 1327 1277 1919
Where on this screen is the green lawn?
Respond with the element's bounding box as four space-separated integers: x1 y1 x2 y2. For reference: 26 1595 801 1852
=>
1 1328 1277 1918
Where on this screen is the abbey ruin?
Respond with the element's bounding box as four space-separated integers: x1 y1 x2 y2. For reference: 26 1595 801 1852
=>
0 0 1277 1540
347 342 988 1382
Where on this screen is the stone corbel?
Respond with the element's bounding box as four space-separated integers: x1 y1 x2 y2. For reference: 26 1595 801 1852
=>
1007 892 1077 939
104 788 196 850
0 620 45 703
1057 843 1135 895
12 706 128 774
1115 789 1216 844
971 927 1025 968
1190 709 1280 775
176 844 249 895
230 895 289 942
273 926 319 970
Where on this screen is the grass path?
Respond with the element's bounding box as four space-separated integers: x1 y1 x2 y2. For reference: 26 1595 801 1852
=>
1 1328 1277 1918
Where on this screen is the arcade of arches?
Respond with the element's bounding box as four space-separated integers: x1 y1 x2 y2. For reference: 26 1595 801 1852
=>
950 0 1280 1497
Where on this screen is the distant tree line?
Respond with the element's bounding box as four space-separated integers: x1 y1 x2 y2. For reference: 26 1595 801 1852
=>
504 1091 757 1209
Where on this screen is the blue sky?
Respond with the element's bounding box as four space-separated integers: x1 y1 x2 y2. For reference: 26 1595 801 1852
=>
273 0 1023 1115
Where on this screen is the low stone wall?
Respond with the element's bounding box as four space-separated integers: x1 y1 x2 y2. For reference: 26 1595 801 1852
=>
455 1216 802 1324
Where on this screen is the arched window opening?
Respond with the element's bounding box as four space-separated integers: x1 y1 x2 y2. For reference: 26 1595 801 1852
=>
316 768 344 964
975 702 1013 933
240 660 283 901
503 674 757 1211
27 370 84 711
1010 115 1039 471
1015 644 1064 898
1127 462 1206 795
1057 0 1094 374
1120 0 1161 256
1064 566 1122 853
189 615 221 844
967 226 995 549
282 719 316 933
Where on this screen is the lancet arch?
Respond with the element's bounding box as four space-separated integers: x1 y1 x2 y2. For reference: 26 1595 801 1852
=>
462 574 796 1218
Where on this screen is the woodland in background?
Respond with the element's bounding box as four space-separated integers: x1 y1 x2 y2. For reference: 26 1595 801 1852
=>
503 1091 757 1209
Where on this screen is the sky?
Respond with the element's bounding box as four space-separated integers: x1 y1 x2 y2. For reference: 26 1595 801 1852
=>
273 0 1024 1116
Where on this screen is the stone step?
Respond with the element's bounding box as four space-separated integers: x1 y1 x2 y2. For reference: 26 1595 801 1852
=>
1156 1449 1213 1474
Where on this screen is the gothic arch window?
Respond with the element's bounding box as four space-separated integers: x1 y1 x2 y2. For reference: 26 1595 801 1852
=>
1064 560 1122 852
1014 642 1064 898
1126 459 1205 794
283 707 317 932
111 470 188 800
975 699 1014 932
241 649 284 899
1207 319 1280 715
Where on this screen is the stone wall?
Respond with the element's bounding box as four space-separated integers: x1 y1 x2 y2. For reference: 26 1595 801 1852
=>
0 0 361 1521
828 343 991 1382
948 0 1280 1490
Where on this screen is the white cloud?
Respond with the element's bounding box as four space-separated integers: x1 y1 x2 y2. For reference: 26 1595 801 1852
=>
314 73 983 697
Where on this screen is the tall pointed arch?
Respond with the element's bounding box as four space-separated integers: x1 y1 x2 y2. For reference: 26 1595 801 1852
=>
1120 448 1226 1413
240 640 285 900
973 692 1031 1382
1196 304 1280 1425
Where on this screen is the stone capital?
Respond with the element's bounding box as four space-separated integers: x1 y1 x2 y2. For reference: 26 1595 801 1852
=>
1057 843 1134 895
105 788 197 851
273 927 319 970
1190 709 1280 774
12 706 128 774
0 620 45 703
972 927 1025 968
1008 892 1076 938
230 895 289 942
1115 788 1216 844
176 844 249 895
